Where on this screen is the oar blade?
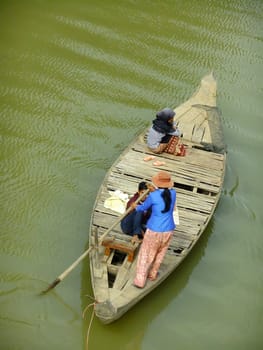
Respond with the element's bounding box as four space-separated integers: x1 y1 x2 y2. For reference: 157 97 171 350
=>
40 278 60 295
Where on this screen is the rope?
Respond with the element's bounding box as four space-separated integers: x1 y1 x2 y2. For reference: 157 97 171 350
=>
82 295 97 350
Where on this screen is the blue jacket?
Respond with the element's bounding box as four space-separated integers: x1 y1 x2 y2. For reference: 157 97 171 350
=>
136 189 176 232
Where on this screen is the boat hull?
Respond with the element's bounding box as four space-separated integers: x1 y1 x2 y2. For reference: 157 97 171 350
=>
88 73 226 324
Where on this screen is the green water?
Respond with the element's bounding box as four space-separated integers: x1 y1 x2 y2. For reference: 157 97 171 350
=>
1 1 262 349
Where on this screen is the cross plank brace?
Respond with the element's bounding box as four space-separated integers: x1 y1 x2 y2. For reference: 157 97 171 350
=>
102 239 139 262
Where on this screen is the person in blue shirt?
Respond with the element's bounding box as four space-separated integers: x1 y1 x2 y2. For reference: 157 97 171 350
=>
147 107 181 153
131 171 177 288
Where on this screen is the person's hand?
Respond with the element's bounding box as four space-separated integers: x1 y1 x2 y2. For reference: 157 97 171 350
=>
130 202 137 210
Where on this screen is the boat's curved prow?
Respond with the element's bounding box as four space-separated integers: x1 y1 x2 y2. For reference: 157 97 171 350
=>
197 73 226 154
201 72 216 91
173 71 227 154
194 72 217 106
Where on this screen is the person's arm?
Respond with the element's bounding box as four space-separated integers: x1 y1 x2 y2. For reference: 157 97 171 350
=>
131 194 152 212
126 193 138 210
169 125 181 137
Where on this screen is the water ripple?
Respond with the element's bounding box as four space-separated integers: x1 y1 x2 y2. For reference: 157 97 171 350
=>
1 2 262 349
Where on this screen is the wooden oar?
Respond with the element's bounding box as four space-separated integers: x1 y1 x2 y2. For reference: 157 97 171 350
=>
41 188 149 294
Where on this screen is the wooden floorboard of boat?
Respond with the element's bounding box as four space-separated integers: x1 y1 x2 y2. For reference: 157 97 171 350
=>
107 168 221 195
115 155 223 185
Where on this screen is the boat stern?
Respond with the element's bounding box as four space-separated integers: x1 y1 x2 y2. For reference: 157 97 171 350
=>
94 299 118 324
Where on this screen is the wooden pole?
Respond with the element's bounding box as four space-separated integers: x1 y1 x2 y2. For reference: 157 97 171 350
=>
41 189 149 294
94 227 100 269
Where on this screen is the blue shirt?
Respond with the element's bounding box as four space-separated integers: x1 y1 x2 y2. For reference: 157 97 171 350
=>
136 189 176 232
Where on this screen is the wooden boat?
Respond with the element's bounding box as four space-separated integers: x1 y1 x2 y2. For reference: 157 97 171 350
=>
88 73 226 324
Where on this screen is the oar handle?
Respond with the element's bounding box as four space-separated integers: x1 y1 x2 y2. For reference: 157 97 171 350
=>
41 188 149 294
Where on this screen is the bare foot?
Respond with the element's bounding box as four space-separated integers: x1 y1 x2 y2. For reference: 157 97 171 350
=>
148 272 159 281
131 235 142 244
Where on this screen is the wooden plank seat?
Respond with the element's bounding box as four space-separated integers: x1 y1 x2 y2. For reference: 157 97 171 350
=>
102 238 139 262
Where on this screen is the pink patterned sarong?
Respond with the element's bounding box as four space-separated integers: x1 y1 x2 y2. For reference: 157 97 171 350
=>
133 228 173 288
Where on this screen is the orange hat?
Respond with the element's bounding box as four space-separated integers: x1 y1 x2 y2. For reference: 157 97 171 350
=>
152 171 173 188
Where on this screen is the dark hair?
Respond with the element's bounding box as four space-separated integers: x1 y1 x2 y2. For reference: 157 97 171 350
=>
161 188 171 213
138 181 148 191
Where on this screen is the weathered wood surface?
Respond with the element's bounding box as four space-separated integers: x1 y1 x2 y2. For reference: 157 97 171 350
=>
88 73 226 324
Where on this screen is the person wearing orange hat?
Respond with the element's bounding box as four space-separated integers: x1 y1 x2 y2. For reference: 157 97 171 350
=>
131 171 177 288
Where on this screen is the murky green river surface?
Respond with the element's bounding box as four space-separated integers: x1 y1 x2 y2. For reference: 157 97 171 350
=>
1 1 262 349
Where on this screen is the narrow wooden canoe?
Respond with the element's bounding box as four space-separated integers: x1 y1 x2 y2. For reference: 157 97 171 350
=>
88 73 226 324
